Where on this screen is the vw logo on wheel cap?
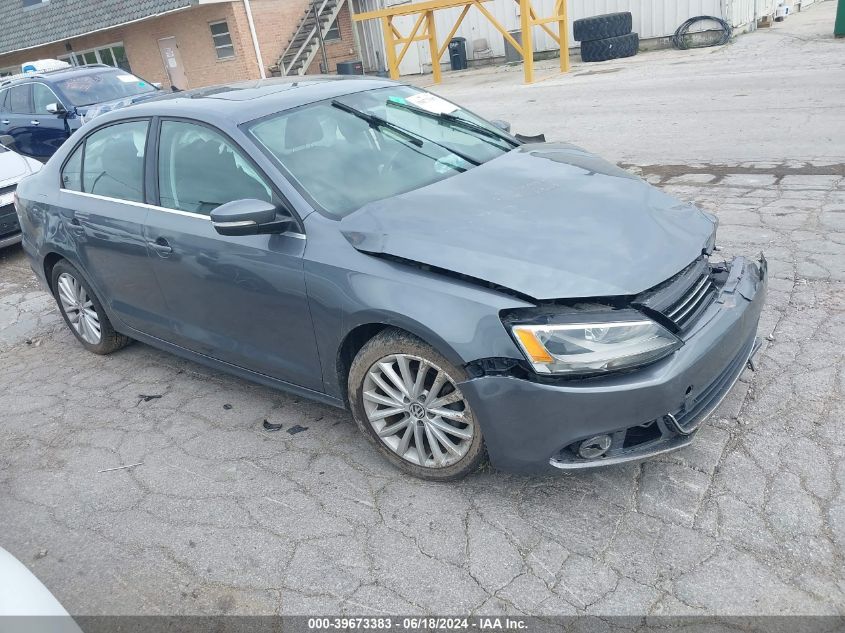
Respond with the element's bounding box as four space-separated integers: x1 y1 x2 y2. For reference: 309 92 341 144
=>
409 402 426 418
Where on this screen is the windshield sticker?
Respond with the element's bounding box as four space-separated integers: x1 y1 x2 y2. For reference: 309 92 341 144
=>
406 92 458 115
116 74 139 83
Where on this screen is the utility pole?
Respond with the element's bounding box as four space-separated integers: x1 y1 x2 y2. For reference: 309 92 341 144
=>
836 0 845 38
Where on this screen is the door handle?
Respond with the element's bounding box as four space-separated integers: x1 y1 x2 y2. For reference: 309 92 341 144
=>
68 216 85 233
149 237 173 256
0 120 9 125
30 120 40 126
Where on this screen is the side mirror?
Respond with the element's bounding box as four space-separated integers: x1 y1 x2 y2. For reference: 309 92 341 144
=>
211 199 290 236
46 102 67 116
490 119 511 133
0 134 15 149
515 132 546 144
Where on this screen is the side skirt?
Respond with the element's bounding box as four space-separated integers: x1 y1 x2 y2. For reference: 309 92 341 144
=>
118 324 347 410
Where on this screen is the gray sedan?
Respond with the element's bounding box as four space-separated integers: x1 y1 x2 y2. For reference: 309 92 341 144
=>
15 77 766 480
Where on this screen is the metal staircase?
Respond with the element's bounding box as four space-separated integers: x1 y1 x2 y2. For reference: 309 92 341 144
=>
276 0 346 76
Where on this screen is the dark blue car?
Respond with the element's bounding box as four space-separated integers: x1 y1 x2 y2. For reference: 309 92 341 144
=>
15 77 766 480
0 64 158 161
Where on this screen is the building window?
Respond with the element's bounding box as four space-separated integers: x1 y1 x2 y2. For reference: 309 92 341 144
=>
58 43 130 72
210 21 235 59
324 17 341 41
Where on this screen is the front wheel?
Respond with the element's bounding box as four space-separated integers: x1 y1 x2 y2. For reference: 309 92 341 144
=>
51 260 131 355
348 329 486 480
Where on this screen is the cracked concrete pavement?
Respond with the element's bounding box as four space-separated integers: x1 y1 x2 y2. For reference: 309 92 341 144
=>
1 1 844 618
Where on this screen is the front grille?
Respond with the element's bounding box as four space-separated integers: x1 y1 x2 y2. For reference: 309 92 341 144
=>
0 186 19 237
634 257 717 333
662 271 715 330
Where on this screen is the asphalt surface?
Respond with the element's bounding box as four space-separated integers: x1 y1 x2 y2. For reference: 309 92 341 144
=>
0 1 843 617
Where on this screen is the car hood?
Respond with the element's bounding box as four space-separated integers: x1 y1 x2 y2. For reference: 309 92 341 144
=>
0 149 40 186
339 143 716 301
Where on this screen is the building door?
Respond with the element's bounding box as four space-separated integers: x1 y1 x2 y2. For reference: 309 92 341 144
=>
157 37 188 90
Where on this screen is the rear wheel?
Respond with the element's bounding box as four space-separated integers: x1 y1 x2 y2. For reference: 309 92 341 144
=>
51 260 131 355
348 329 486 480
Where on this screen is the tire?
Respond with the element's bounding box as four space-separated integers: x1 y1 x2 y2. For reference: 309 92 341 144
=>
573 12 633 42
348 328 486 481
580 32 640 63
51 260 131 355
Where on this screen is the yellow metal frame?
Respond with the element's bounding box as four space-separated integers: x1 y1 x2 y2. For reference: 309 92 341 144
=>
354 0 569 84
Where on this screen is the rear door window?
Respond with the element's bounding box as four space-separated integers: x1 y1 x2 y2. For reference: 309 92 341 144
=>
79 120 149 203
61 144 83 191
9 85 32 113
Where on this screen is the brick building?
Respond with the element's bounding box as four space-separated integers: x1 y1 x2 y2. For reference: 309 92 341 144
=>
0 0 361 90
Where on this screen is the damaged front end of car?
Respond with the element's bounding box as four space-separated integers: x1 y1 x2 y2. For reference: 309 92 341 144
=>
462 252 767 472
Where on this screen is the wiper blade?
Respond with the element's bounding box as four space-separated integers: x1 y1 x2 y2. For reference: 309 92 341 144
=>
331 100 422 147
332 99 480 167
386 99 519 149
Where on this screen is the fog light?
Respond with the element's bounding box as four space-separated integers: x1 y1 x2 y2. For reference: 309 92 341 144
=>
578 434 612 459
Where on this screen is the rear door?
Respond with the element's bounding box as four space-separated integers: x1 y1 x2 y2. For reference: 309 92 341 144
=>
0 89 8 138
3 84 35 157
142 118 323 390
57 118 169 334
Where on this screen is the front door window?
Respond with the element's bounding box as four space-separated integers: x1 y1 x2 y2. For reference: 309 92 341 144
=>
157 120 272 214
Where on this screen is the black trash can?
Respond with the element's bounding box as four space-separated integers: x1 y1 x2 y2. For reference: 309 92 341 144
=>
448 37 468 71
336 60 364 75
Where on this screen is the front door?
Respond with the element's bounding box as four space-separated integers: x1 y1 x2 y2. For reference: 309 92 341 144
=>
157 37 188 90
2 84 36 158
143 119 323 391
29 82 71 159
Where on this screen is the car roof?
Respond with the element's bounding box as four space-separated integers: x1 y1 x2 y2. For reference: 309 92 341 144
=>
0 64 120 88
91 76 403 126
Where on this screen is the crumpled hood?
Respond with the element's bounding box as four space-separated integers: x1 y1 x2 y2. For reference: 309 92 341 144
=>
0 149 39 186
340 143 716 300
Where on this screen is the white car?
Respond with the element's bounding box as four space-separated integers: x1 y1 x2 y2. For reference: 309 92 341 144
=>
0 546 82 633
0 136 42 249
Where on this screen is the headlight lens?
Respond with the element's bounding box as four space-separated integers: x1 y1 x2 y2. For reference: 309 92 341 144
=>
511 313 681 375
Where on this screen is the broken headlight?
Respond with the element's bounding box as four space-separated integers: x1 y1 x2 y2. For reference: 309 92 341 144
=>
510 310 682 376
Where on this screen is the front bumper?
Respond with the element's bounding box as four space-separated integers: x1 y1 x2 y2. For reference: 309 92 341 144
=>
459 255 767 474
0 203 22 249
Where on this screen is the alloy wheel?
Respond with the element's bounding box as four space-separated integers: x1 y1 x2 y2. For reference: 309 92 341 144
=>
362 354 474 468
57 272 101 345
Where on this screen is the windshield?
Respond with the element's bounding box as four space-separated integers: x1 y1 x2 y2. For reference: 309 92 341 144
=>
246 86 515 217
55 70 156 107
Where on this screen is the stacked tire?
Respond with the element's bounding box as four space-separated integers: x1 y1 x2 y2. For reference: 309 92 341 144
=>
573 12 639 63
